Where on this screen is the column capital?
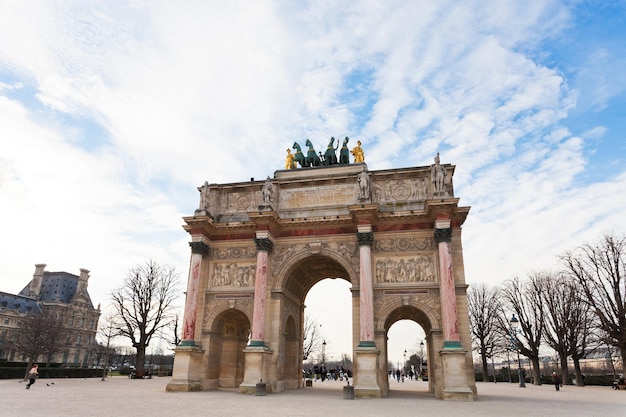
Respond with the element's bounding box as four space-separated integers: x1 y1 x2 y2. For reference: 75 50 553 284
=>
255 237 274 253
434 227 452 243
357 231 374 247
189 241 210 255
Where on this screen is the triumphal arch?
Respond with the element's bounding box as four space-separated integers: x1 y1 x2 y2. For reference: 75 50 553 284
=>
167 139 476 400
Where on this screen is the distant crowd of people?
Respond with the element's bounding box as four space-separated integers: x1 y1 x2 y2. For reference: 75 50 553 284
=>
306 365 352 382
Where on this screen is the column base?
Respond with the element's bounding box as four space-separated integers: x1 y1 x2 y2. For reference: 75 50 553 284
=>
440 344 476 401
353 345 382 398
166 344 204 392
239 345 273 394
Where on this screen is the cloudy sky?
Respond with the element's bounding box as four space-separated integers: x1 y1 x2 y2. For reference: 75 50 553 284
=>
1 1 625 362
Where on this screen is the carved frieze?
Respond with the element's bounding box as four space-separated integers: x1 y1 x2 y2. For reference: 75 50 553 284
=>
210 246 257 260
210 263 256 287
218 190 259 213
373 237 436 253
375 255 435 283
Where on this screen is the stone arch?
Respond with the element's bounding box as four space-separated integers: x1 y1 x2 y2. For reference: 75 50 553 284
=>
277 250 356 301
375 296 440 333
203 308 250 389
379 303 437 396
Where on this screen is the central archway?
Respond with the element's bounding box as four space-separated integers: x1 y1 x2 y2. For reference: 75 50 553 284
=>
273 251 356 391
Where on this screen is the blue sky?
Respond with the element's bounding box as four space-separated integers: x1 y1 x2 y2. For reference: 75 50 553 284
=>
1 1 625 362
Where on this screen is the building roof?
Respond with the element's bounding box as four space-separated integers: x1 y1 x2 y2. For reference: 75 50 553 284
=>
18 271 95 309
0 291 42 314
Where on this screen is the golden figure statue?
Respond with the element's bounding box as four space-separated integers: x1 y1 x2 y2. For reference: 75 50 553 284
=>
285 148 296 169
351 140 365 163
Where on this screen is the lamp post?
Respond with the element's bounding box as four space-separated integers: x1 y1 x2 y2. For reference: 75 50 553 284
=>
419 340 424 379
322 340 326 367
403 349 407 373
509 314 526 388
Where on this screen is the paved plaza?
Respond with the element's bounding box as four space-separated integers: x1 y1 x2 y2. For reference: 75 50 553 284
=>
2 376 623 417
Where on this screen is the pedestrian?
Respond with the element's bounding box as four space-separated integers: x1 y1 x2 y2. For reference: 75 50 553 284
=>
552 372 561 391
25 364 38 389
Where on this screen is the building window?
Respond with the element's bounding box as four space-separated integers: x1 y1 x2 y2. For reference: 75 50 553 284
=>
69 316 74 326
3 318 8 325
79 318 85 328
76 334 82 345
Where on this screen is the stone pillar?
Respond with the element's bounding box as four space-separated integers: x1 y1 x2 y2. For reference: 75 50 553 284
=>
249 232 273 346
181 240 209 345
434 220 460 346
166 239 209 392
434 216 474 401
240 231 274 394
353 225 381 397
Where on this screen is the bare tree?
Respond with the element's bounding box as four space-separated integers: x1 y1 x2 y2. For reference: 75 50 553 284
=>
561 233 626 374
97 314 117 381
303 315 322 361
111 260 180 378
468 283 501 382
15 310 69 378
501 274 545 385
540 271 576 384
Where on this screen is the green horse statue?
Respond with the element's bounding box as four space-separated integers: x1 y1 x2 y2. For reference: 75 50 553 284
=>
292 142 308 167
305 139 321 167
339 136 350 164
323 137 339 166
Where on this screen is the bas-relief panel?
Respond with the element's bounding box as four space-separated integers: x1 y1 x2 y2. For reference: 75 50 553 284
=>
371 177 430 203
218 190 260 214
210 263 256 287
375 255 436 283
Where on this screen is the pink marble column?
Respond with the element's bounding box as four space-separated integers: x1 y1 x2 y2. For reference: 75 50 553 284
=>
435 219 460 346
181 240 209 345
250 235 273 347
357 228 375 347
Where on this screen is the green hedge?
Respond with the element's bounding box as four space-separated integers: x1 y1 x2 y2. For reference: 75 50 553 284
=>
0 367 103 379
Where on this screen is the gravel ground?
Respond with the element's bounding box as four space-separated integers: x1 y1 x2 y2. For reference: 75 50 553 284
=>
2 376 624 417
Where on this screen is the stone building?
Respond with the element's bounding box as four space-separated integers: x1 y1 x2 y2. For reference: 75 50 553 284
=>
0 264 101 365
168 156 476 400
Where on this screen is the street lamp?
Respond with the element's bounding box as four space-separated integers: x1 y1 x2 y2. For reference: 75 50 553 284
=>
419 340 425 379
403 349 407 373
509 314 526 388
322 340 326 367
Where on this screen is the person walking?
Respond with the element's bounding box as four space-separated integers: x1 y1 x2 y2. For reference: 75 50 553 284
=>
552 372 561 391
25 364 38 389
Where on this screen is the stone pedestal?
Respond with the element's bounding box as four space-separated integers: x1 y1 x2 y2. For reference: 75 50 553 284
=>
239 346 273 394
353 346 381 398
343 384 355 399
440 346 475 401
166 344 204 392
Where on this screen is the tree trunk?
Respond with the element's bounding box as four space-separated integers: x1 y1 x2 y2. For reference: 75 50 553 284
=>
572 356 584 386
621 347 626 375
559 354 569 385
135 344 146 378
481 351 489 382
531 356 542 385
